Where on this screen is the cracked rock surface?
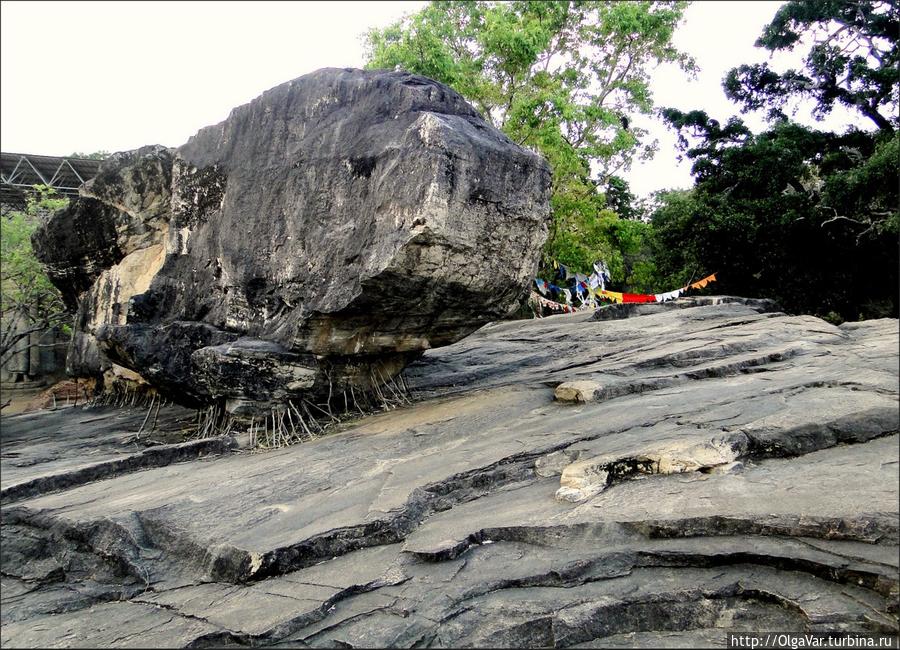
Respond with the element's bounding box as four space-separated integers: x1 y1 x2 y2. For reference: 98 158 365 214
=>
31 68 551 413
1 298 898 647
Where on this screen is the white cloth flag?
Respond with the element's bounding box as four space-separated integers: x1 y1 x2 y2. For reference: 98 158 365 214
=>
592 261 610 284
654 288 684 302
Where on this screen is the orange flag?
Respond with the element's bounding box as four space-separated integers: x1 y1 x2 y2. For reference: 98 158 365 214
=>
690 273 717 290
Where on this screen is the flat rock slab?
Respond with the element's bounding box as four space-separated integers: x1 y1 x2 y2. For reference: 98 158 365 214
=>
0 404 234 502
1 300 898 647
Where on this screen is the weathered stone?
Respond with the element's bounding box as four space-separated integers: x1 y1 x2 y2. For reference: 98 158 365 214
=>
554 380 602 403
33 68 551 411
32 146 175 381
556 463 610 502
555 431 748 502
2 301 897 646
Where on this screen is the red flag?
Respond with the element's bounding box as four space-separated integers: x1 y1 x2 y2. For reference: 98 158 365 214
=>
622 292 657 303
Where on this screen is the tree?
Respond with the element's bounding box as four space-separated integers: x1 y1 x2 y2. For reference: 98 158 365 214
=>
653 0 898 322
723 0 899 131
1 187 72 373
653 111 898 320
603 175 639 220
818 129 899 237
364 0 694 274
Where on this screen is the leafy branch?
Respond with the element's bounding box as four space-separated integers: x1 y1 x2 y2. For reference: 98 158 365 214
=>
1 186 73 371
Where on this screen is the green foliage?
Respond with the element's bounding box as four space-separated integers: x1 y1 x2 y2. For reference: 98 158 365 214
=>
723 0 898 131
647 189 698 290
364 0 694 275
654 1 898 321
603 175 638 220
2 189 67 295
652 114 899 320
820 132 900 236
547 206 657 293
594 215 658 292
1 187 72 367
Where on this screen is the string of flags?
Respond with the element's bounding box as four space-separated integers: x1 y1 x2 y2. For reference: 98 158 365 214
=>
591 273 717 304
534 260 717 310
532 292 579 314
536 260 613 309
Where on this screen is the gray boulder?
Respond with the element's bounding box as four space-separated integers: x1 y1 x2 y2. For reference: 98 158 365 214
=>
33 68 551 412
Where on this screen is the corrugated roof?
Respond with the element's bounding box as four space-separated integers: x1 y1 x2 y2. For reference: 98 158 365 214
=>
1 152 102 207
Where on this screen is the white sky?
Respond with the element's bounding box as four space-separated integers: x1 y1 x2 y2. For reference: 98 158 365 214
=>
1 0 870 197
628 0 870 196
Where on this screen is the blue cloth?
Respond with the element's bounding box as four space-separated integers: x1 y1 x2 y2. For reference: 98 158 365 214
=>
534 278 550 295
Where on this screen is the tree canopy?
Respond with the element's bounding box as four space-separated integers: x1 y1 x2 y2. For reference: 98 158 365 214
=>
1 187 72 370
652 112 898 320
723 0 898 131
364 0 896 316
364 0 693 277
652 0 899 322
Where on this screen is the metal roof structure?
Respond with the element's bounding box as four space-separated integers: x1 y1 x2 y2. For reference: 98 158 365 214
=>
1 152 102 208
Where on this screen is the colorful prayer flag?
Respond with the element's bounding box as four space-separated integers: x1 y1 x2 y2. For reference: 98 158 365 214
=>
597 289 623 303
654 288 683 302
689 273 716 290
622 293 657 303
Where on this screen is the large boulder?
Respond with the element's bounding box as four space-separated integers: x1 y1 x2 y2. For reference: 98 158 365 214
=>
33 68 551 412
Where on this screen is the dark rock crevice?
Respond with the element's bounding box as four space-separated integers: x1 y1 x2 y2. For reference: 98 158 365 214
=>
0 434 237 504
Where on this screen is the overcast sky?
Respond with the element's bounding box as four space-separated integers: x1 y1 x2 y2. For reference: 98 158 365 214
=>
1 1 869 197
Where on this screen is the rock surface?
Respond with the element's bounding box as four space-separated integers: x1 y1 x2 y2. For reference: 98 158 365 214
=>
32 68 551 412
2 298 898 647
